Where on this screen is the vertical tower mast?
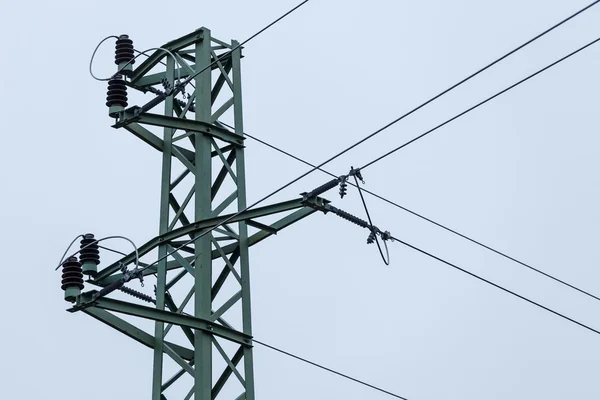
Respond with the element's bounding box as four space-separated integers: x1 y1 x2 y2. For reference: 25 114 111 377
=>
62 27 328 399
146 28 255 399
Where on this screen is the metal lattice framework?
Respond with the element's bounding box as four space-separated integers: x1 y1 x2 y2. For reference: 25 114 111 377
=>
66 28 328 400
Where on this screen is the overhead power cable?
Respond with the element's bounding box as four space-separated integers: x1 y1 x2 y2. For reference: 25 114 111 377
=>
219 121 600 302
125 4 599 283
173 0 310 93
280 0 600 180
92 0 310 115
390 235 600 337
126 31 600 299
127 0 310 115
297 194 600 336
253 339 409 400
359 36 600 171
56 235 140 271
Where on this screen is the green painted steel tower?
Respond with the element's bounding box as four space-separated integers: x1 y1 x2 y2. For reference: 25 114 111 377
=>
61 28 328 399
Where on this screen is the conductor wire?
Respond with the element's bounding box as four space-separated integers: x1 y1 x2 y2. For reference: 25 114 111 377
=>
89 36 181 82
253 339 408 400
55 235 140 271
390 235 600 337
358 36 600 172
56 234 85 271
222 120 600 303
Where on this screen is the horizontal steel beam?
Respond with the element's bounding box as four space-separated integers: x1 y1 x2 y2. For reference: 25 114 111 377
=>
130 29 205 83
136 65 197 87
96 201 324 288
94 197 326 282
114 110 244 146
75 297 252 346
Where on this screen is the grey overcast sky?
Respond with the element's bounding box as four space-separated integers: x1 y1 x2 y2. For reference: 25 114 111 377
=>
1 0 600 399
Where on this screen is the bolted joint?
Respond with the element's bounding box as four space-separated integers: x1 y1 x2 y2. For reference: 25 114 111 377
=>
349 166 364 183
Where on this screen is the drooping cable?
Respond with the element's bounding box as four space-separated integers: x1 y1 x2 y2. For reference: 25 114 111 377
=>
89 0 311 85
56 235 140 271
253 339 409 400
352 173 390 265
389 235 600 337
88 35 119 80
56 234 85 272
89 38 181 82
358 36 600 171
94 245 155 302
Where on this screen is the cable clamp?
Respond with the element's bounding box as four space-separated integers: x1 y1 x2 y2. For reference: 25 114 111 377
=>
350 166 364 184
122 263 144 287
381 230 393 242
301 166 365 201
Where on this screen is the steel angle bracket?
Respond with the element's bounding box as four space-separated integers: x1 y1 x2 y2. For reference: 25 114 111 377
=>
68 293 253 347
94 196 329 284
113 109 245 146
301 194 331 212
129 29 206 84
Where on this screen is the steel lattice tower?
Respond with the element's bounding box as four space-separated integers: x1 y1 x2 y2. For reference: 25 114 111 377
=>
62 28 328 399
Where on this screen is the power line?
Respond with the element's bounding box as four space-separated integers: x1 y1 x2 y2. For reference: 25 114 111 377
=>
221 121 600 302
253 339 409 400
359 35 600 171
177 0 310 89
114 1 310 115
281 0 600 180
137 4 599 277
389 235 600 337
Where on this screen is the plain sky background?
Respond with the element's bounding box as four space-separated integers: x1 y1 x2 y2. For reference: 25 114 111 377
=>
1 0 600 399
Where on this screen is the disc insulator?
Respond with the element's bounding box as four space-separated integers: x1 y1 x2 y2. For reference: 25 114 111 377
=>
79 233 100 265
115 34 135 74
61 257 84 291
106 75 128 108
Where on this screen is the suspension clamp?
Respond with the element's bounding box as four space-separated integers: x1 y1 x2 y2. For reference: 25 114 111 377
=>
301 166 365 201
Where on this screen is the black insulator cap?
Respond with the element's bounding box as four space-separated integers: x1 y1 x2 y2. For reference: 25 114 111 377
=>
61 257 84 290
106 75 128 108
115 34 135 72
80 233 100 265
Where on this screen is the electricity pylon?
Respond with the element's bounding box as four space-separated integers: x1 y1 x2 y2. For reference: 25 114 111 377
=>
61 28 329 399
